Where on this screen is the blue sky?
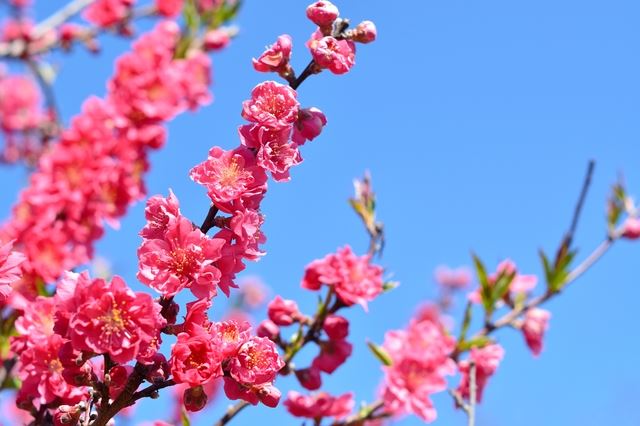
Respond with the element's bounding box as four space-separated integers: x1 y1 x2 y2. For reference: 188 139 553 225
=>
2 0 640 425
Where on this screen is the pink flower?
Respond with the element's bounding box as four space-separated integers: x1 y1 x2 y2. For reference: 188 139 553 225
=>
456 344 505 403
137 216 226 299
302 246 384 310
223 378 281 407
229 336 285 385
292 107 327 145
434 265 472 290
17 334 87 405
267 296 300 326
622 217 640 239
238 124 302 182
0 75 43 133
68 275 166 363
253 35 293 73
241 81 300 130
312 339 352 374
522 308 551 356
306 1 339 27
284 391 354 419
228 208 267 260
307 32 356 75
210 320 252 359
156 0 183 17
381 314 456 422
170 333 223 386
108 365 133 399
84 0 134 28
190 146 268 213
0 240 25 301
140 190 181 240
323 314 349 340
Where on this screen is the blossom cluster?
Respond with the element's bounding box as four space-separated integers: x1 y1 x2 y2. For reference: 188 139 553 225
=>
0 72 48 163
2 21 213 291
10 271 165 411
169 299 285 409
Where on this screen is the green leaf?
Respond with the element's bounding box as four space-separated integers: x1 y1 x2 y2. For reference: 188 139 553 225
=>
367 341 393 366
458 301 473 343
491 269 516 302
472 254 493 314
180 408 191 426
382 281 399 292
457 336 493 352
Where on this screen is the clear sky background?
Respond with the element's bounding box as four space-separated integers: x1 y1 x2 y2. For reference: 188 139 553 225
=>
1 1 640 425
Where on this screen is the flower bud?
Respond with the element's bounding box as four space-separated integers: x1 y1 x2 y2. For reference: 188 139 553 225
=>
353 20 377 43
145 352 170 384
322 314 349 340
256 319 280 340
184 385 208 412
53 405 81 426
622 217 640 239
293 107 327 145
267 296 300 326
295 366 322 390
306 1 339 27
203 28 231 51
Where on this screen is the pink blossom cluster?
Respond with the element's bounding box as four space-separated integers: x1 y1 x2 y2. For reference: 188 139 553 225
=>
137 191 228 299
302 245 384 309
284 390 354 420
0 72 47 163
9 271 166 411
0 240 25 302
83 0 135 28
380 309 456 422
2 21 213 288
169 299 285 409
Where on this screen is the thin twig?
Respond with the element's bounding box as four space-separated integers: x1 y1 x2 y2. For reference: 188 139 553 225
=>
32 0 97 38
468 361 476 426
564 160 595 248
213 401 249 426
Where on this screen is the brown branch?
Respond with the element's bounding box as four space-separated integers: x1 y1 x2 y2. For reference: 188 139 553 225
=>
564 160 595 249
213 401 249 426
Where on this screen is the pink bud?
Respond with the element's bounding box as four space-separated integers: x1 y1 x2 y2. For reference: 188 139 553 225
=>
522 308 551 356
293 107 327 145
322 314 349 340
306 1 339 27
257 319 281 340
53 405 81 426
256 383 281 408
203 29 230 51
622 217 640 239
267 296 300 326
184 385 208 412
353 20 377 43
295 366 322 390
